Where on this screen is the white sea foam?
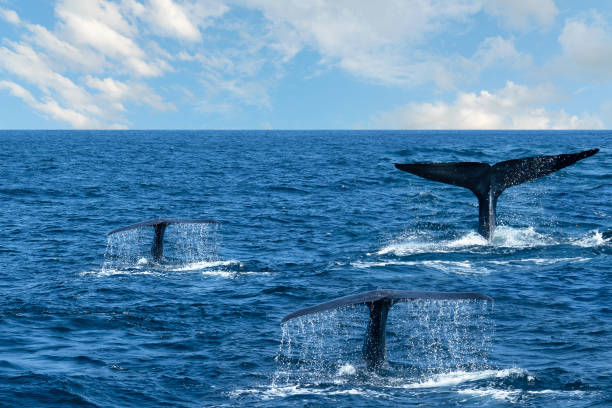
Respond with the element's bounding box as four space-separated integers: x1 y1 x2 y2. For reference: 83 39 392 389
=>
487 257 591 266
377 232 486 256
353 257 591 271
490 226 552 247
80 268 162 277
200 269 268 279
336 363 356 376
353 260 471 268
83 259 245 278
170 259 240 271
458 388 521 402
377 227 550 256
458 387 589 402
377 226 607 257
571 230 609 247
399 368 525 389
232 368 528 401
352 260 484 275
229 385 388 399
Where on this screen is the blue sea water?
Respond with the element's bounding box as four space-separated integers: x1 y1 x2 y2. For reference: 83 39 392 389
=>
0 130 610 407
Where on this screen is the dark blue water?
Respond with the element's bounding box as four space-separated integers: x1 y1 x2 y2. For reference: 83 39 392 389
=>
0 130 610 407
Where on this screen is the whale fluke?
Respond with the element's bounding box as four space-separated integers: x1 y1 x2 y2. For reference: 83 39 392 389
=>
282 289 492 369
395 149 599 239
107 218 220 262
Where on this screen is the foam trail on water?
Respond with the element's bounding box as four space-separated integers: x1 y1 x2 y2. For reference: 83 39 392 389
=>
352 257 591 271
232 367 528 400
397 368 525 389
170 259 240 271
353 260 475 271
377 226 606 257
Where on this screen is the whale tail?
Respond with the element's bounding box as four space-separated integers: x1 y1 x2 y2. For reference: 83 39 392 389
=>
107 218 220 262
281 290 492 369
395 149 599 239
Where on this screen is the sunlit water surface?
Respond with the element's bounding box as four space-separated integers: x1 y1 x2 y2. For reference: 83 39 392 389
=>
0 130 610 407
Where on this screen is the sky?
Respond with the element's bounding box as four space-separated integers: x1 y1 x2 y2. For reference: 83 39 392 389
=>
0 0 611 130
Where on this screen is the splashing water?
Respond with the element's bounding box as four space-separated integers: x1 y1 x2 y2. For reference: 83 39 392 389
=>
272 300 493 388
272 308 364 386
163 223 221 263
376 226 607 257
102 223 221 272
388 300 492 378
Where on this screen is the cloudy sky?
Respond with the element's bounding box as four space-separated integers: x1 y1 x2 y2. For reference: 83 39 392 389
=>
0 0 611 129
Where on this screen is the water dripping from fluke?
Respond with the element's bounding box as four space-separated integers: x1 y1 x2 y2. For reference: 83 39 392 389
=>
102 217 221 272
275 289 493 386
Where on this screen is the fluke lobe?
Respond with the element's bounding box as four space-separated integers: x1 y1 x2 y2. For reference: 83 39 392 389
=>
281 289 492 369
395 149 599 240
107 218 220 262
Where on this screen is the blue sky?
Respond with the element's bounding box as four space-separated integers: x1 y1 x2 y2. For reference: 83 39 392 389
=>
0 0 611 129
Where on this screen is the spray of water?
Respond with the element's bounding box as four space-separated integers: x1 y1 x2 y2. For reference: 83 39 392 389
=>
388 300 492 379
272 300 493 388
102 223 220 272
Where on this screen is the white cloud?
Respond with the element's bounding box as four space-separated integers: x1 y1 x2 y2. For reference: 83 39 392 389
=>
558 12 612 80
199 71 271 110
0 0 596 129
473 36 531 69
175 14 282 112
243 1 538 88
56 0 167 77
145 0 202 41
0 42 97 111
59 0 136 37
24 23 105 72
139 0 228 42
85 75 176 111
86 75 130 100
1 7 20 24
245 0 485 86
0 80 125 128
483 0 558 30
372 81 603 129
0 39 173 127
0 0 181 127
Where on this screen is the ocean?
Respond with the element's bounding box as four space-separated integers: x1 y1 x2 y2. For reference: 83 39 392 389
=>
0 130 610 407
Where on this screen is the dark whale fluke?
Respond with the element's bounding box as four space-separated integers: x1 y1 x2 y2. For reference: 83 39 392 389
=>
395 149 599 239
281 289 492 369
107 218 220 262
